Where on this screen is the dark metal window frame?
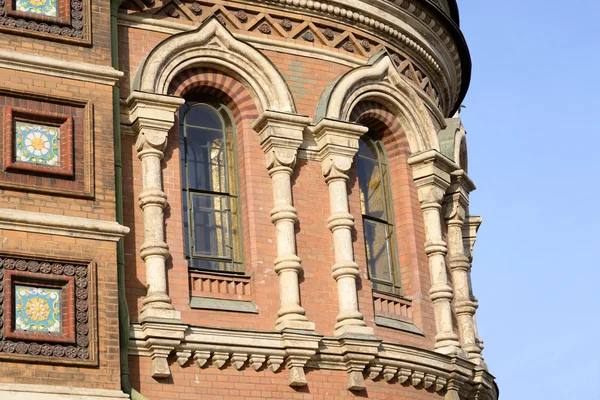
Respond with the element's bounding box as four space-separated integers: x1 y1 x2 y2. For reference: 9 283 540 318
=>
357 135 403 296
180 98 244 274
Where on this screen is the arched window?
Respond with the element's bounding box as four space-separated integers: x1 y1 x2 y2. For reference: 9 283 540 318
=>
357 135 402 295
179 100 243 273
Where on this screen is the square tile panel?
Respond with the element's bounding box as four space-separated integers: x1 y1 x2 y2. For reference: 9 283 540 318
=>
15 0 57 17
15 285 61 333
15 121 60 166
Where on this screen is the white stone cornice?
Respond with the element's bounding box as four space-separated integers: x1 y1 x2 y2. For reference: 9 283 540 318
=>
0 50 123 86
130 324 497 398
0 208 129 242
0 383 129 400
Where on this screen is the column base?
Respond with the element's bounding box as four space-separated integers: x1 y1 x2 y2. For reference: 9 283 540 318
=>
334 324 374 337
276 320 315 331
140 307 181 322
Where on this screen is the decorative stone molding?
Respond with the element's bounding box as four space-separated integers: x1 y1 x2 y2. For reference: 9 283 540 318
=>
119 0 469 114
0 208 129 242
253 111 315 332
309 118 373 337
126 90 185 322
444 170 484 366
0 50 123 86
407 150 461 356
315 53 443 151
0 383 129 400
130 323 497 397
134 16 296 114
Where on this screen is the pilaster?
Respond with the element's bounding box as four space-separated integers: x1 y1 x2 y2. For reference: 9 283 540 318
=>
408 150 461 356
310 118 374 337
253 111 315 332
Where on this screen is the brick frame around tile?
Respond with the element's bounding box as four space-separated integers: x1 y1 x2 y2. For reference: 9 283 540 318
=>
0 89 94 198
0 253 97 366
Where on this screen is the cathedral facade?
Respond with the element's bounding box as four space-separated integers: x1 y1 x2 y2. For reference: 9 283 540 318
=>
0 0 498 398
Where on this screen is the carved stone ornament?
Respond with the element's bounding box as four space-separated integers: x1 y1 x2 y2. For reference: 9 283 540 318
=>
301 31 314 42
216 14 226 26
166 5 180 18
187 2 202 15
234 9 247 21
322 27 334 40
342 41 355 53
361 39 371 51
280 18 292 31
258 22 271 34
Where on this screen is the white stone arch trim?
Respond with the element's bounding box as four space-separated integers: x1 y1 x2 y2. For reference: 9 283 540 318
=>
315 52 441 153
133 16 296 114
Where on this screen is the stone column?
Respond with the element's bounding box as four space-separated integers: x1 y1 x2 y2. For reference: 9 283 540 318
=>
127 91 184 322
310 119 374 337
463 214 486 362
253 111 315 332
445 170 484 365
408 150 461 355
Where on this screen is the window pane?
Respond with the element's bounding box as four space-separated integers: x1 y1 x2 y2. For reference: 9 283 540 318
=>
186 128 227 193
358 157 387 221
190 193 231 259
363 219 393 284
185 105 223 130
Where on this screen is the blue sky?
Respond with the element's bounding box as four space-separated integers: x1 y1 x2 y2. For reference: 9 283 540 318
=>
459 1 600 398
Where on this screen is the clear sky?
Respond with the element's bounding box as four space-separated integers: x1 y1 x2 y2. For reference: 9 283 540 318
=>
458 1 600 398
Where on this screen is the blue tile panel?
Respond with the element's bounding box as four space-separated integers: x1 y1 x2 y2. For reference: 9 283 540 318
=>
15 285 61 333
15 121 60 166
15 0 57 17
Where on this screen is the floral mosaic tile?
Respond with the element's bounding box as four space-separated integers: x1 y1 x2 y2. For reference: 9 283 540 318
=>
15 285 61 333
15 0 57 17
15 121 60 166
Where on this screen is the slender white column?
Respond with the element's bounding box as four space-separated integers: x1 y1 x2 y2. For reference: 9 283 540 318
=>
445 170 483 365
463 214 486 364
253 111 315 331
127 91 184 321
408 150 461 356
310 119 374 337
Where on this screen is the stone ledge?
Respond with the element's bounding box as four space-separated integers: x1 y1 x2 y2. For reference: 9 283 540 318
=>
0 50 123 86
0 383 129 400
0 208 130 242
190 297 258 313
374 316 424 336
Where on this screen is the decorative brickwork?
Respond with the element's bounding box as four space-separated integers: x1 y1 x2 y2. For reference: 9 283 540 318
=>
0 89 93 197
0 0 90 44
0 254 97 366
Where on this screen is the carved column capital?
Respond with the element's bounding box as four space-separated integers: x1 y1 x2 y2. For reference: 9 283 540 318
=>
309 118 369 182
253 110 311 170
127 90 185 153
408 149 456 206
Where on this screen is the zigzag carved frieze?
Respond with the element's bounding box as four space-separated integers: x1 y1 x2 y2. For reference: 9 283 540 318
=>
119 0 443 109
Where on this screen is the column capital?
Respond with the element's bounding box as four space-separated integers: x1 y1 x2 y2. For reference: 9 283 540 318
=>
408 150 457 205
308 118 368 180
253 111 311 170
126 91 185 153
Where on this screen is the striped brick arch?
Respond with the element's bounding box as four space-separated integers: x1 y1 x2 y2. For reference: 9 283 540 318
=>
168 67 259 124
350 100 410 159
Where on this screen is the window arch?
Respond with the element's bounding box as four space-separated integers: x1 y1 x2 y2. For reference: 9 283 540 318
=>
179 99 243 273
357 135 402 295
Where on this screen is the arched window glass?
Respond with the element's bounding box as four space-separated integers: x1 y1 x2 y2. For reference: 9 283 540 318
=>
179 100 242 273
357 136 402 295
